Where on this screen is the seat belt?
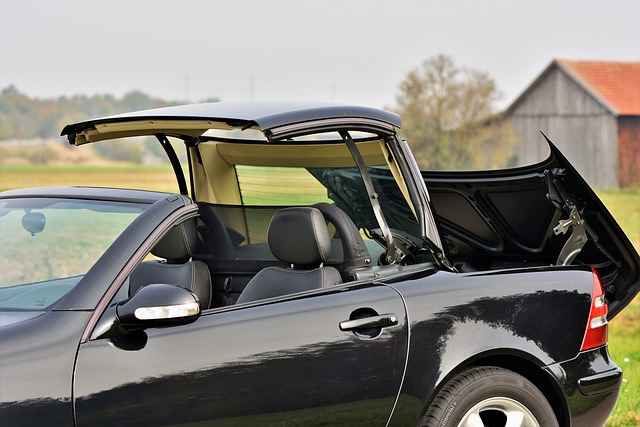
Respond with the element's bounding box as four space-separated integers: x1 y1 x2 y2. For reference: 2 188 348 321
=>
340 130 403 264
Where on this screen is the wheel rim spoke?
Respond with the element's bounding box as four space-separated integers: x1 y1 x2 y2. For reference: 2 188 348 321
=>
463 412 485 427
505 410 525 427
456 397 539 427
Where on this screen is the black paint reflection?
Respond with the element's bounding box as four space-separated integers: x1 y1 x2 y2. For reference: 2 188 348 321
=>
0 397 72 427
560 346 621 424
387 269 593 425
78 338 398 426
0 311 90 426
74 284 408 427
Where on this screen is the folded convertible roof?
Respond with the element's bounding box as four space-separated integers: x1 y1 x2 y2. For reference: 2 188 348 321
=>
60 102 401 145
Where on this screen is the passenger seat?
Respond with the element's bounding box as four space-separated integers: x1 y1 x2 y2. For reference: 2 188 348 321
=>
236 207 342 304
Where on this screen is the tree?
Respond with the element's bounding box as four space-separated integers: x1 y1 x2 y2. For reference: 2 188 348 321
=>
395 54 516 170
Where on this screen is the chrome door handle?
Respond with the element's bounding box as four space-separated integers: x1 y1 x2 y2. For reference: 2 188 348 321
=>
339 314 398 332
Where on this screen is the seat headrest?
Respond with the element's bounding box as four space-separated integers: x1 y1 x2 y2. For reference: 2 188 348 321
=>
151 219 199 263
267 207 331 267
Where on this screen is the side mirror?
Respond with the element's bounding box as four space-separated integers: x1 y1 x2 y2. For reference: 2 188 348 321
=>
116 284 200 331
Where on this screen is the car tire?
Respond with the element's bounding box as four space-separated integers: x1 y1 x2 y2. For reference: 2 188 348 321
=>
420 366 558 427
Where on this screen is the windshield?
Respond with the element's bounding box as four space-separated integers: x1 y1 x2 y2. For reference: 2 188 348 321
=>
0 198 147 310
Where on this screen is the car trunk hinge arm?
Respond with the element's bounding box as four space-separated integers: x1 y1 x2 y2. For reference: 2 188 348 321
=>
554 205 588 265
545 169 588 265
545 169 620 268
340 130 404 264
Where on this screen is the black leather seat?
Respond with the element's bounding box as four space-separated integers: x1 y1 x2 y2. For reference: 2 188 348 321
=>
313 203 372 279
236 207 342 304
129 219 212 309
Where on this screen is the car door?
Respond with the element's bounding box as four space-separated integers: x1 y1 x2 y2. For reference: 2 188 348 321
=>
73 282 408 427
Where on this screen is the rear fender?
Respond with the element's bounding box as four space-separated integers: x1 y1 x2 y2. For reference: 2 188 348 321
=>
384 267 592 426
429 349 569 427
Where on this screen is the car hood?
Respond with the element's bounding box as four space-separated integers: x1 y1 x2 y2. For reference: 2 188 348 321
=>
312 136 639 319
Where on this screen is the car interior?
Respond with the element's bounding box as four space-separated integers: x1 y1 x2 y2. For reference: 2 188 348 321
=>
125 196 422 310
120 133 435 309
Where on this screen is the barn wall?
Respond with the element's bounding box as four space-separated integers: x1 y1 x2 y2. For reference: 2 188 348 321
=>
509 66 619 188
618 117 640 187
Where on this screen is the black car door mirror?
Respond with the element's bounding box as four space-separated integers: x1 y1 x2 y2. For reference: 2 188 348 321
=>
116 284 200 331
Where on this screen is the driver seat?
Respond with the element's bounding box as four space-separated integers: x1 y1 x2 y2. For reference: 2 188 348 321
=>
129 219 212 310
236 207 342 304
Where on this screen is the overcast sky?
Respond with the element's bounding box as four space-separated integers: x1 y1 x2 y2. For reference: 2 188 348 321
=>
2 0 638 109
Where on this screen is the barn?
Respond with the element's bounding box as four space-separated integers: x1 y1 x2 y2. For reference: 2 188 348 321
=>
506 59 640 188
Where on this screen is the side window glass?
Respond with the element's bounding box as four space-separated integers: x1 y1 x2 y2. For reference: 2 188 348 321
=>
235 165 332 206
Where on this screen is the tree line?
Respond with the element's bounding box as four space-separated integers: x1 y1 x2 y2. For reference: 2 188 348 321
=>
0 86 186 141
1 54 516 169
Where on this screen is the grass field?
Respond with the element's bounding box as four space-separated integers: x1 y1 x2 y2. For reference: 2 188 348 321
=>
600 188 640 426
0 164 182 193
236 165 331 205
1 164 639 425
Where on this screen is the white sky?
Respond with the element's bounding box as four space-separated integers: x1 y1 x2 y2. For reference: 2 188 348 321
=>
2 0 639 109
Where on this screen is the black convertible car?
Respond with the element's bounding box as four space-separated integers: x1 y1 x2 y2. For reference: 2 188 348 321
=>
1 103 638 427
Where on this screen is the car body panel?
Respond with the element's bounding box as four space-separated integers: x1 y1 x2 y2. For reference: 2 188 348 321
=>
0 188 624 427
0 310 43 328
74 283 408 427
546 346 622 427
0 311 90 427
383 267 594 426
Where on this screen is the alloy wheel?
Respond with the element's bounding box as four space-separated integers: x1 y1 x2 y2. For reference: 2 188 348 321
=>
457 397 540 427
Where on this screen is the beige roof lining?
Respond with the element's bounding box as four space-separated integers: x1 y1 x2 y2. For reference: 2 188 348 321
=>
72 119 236 145
192 140 418 223
70 118 391 146
212 140 388 167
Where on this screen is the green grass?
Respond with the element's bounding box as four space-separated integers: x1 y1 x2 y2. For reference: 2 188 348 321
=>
1 165 639 424
608 297 640 426
0 164 182 193
600 187 640 427
600 187 640 249
235 165 331 205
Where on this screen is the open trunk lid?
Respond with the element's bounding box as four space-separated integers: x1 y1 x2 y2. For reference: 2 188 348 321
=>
421 136 639 319
314 136 639 319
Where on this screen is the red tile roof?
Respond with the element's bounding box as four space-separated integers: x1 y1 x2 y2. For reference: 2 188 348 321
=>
558 59 640 116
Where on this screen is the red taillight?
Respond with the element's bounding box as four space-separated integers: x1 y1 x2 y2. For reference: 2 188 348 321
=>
580 268 609 351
